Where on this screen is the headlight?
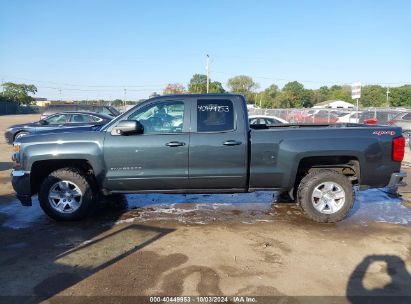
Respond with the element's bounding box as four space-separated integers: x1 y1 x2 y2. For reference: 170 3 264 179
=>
13 143 21 153
12 143 22 168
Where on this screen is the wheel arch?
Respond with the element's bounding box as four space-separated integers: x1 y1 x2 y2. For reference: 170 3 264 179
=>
292 155 361 193
13 130 29 141
30 159 97 195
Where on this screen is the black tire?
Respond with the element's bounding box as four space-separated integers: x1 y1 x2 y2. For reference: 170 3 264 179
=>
297 169 354 223
14 131 29 141
38 168 96 221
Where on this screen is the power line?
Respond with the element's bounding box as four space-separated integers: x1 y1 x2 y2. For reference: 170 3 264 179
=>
0 74 168 88
211 71 408 87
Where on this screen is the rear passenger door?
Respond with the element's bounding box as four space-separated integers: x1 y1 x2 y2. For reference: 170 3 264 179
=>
188 98 248 190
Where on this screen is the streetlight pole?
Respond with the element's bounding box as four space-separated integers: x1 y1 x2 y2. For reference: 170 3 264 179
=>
386 87 390 107
206 54 210 94
123 88 127 110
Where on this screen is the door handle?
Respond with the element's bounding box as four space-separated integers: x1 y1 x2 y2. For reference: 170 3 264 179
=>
166 141 186 147
223 140 242 146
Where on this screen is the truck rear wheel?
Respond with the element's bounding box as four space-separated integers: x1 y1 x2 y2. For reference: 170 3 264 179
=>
39 168 96 221
297 169 354 223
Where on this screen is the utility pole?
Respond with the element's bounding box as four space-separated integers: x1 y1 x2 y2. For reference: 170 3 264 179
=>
59 89 62 102
386 87 390 107
1 78 4 94
206 54 210 94
123 88 127 109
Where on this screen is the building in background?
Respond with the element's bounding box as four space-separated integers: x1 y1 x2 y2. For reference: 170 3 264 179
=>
313 100 354 109
33 98 49 107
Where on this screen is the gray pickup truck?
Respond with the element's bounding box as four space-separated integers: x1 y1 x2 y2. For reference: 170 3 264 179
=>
11 94 406 223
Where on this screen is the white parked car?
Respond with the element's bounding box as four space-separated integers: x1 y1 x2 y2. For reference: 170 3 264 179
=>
249 115 288 125
337 111 362 123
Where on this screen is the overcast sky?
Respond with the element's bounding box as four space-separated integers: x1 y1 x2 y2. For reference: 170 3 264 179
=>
1 0 410 100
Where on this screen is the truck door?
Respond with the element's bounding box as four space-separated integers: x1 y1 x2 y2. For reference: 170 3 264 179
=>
103 98 190 191
188 97 248 190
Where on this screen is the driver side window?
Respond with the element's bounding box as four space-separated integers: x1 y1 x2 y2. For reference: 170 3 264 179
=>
128 101 184 133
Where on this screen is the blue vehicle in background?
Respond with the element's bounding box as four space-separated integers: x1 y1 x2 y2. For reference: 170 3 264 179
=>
5 111 113 144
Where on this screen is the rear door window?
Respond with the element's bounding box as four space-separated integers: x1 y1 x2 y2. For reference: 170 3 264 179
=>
197 99 234 132
70 114 93 123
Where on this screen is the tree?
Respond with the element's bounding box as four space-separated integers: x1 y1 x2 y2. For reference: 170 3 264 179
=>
163 83 186 95
187 74 225 94
360 85 386 107
111 99 124 107
282 81 313 108
272 91 292 108
312 86 330 104
390 85 411 107
227 75 258 104
2 82 37 105
227 75 258 94
257 84 279 108
327 85 353 103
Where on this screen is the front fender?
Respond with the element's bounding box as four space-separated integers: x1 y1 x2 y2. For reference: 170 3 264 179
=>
19 131 106 177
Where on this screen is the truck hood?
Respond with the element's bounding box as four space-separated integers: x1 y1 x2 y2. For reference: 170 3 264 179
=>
35 125 101 135
15 127 105 145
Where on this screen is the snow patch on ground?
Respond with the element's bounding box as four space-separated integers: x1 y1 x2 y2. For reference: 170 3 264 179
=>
1 189 410 229
352 189 411 225
0 196 46 229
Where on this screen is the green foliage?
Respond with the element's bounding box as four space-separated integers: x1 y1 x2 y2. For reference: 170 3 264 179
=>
1 82 37 105
188 74 225 94
390 85 411 107
281 81 312 108
163 83 186 95
227 75 258 104
312 86 330 104
328 85 353 103
111 99 124 107
272 92 292 108
360 85 386 107
255 84 279 108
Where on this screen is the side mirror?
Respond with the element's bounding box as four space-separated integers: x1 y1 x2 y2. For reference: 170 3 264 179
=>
112 120 144 135
39 119 48 125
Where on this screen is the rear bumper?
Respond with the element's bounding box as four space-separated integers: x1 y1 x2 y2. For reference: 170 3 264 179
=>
11 170 32 206
386 171 407 188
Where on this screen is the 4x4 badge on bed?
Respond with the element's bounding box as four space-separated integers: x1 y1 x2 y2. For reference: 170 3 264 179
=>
373 131 396 136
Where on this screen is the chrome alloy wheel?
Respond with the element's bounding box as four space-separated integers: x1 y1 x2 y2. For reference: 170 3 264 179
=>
311 181 346 214
48 181 83 214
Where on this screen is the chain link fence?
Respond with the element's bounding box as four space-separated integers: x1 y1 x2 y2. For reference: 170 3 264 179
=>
248 107 408 125
0 102 42 115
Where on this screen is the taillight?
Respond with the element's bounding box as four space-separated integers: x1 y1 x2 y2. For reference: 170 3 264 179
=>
392 136 405 162
364 118 378 125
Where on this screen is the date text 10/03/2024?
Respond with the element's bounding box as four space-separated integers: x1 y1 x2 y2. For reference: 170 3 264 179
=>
149 296 257 303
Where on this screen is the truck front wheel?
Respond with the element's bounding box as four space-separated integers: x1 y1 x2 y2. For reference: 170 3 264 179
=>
38 168 96 221
297 169 354 223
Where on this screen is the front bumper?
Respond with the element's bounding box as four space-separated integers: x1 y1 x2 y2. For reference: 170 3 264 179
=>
386 171 407 188
11 170 32 206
